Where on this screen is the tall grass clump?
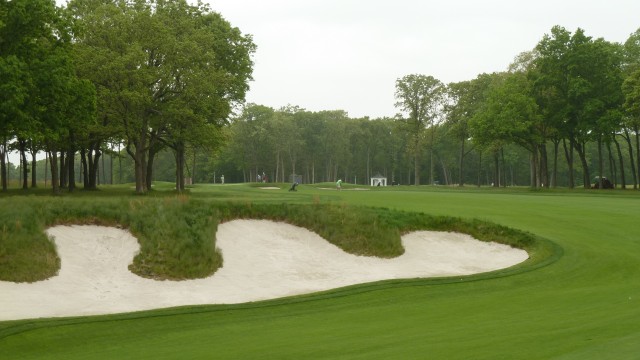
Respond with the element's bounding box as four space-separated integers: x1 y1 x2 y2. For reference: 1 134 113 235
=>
214 202 405 257
373 207 559 265
1 197 557 283
0 197 221 282
127 198 220 280
0 201 60 282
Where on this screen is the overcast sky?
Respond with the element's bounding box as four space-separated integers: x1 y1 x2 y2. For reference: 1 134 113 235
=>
206 0 640 119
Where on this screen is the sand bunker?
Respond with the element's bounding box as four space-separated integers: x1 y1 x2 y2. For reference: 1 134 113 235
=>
0 220 527 321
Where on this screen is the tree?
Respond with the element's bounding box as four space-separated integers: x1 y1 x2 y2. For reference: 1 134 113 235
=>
532 26 623 188
1 0 87 193
445 74 494 186
0 55 28 191
226 104 274 182
470 72 542 187
586 40 624 189
394 74 445 185
533 26 578 187
622 69 640 188
622 28 640 189
69 0 255 193
153 2 255 192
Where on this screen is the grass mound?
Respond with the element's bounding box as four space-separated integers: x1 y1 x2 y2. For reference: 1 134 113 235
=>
0 197 557 282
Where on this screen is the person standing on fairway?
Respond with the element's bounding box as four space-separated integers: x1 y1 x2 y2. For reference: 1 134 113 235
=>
336 179 342 190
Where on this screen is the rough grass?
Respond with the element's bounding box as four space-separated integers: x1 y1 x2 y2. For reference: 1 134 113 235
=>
0 189 553 282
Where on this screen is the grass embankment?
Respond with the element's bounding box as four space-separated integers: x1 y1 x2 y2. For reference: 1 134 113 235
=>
0 194 552 282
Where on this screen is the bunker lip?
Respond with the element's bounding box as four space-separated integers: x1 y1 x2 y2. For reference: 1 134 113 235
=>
0 221 528 321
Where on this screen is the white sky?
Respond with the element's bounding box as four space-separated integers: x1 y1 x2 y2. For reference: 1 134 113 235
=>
206 0 640 119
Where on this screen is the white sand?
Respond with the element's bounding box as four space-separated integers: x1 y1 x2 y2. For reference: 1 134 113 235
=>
0 220 528 321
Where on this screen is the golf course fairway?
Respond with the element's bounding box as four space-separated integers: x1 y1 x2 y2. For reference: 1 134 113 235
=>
0 184 638 359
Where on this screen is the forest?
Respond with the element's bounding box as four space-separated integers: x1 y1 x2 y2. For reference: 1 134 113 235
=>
2 0 640 191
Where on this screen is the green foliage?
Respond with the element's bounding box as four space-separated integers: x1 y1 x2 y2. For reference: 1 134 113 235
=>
0 205 59 282
0 196 218 281
394 74 446 185
68 0 256 193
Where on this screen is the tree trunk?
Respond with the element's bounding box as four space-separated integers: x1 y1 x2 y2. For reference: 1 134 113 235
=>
101 150 106 185
192 148 196 185
110 148 114 185
622 130 637 189
606 141 616 188
275 152 280 182
575 141 590 189
458 138 465 187
129 143 147 194
551 139 559 188
118 143 123 185
126 121 150 194
493 151 499 187
530 149 540 188
44 153 48 188
529 153 535 187
59 151 67 189
366 148 370 185
477 151 482 187
49 151 60 194
634 124 640 189
539 143 548 187
30 150 37 188
145 148 155 191
146 133 162 191
21 150 28 190
0 136 7 191
414 154 420 186
562 139 574 189
19 139 28 190
597 137 603 190
174 147 180 192
613 135 626 189
87 148 101 190
289 150 297 178
81 148 89 188
440 157 449 185
500 148 507 187
68 148 76 192
175 142 185 192
86 149 93 189
429 148 434 186
282 156 286 183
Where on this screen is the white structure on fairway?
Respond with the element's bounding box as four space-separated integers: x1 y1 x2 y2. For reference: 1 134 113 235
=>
370 173 387 187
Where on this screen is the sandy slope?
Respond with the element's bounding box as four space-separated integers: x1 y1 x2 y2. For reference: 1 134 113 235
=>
0 220 527 321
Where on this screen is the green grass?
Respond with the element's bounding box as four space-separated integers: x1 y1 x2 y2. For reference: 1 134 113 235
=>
1 184 639 359
0 193 548 282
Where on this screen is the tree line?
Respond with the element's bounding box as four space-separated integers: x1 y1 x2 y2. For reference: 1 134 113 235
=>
220 25 640 189
1 0 254 193
2 0 640 190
